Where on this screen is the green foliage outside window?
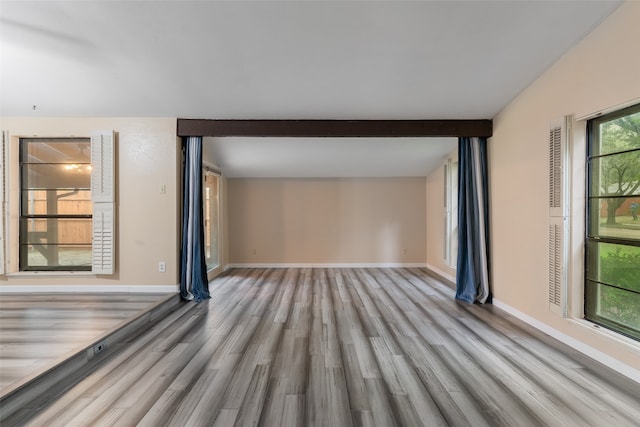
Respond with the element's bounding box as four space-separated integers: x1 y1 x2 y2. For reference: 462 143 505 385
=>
597 246 640 332
597 111 640 225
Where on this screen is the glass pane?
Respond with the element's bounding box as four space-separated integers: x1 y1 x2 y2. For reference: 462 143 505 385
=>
22 164 91 189
22 139 91 164
21 190 92 215
22 245 92 269
595 110 640 156
21 218 93 245
586 281 640 340
589 151 640 197
586 242 640 293
588 196 640 239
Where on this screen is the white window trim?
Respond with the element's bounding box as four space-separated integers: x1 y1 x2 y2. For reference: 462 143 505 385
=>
203 163 222 276
568 118 587 320
444 157 458 268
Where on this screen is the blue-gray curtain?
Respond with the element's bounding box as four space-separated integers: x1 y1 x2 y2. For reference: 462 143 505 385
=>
180 136 211 302
456 137 491 304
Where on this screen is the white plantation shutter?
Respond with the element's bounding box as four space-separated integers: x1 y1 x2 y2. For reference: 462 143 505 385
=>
91 131 115 274
91 131 115 202
92 203 114 274
548 118 570 316
548 219 563 308
549 126 563 215
0 131 7 275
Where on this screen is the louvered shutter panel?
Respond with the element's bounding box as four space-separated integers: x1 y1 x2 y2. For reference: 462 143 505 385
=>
548 119 569 316
92 203 114 274
548 219 562 308
91 131 115 203
91 131 115 274
0 131 6 275
549 127 562 214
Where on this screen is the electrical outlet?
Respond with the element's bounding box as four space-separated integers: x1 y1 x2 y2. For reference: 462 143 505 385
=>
158 261 166 272
402 248 408 255
94 341 107 355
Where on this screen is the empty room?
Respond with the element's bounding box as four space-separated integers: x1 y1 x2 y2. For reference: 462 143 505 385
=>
1 1 639 426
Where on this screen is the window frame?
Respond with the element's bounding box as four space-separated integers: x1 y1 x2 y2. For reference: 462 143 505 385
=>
585 103 640 341
18 137 93 271
444 157 458 268
203 166 221 272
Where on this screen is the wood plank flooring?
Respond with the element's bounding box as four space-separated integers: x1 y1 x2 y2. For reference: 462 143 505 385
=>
15 268 640 426
0 293 169 392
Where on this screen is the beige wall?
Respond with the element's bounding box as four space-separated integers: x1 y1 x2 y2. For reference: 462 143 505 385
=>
227 177 426 264
490 1 640 370
0 117 180 287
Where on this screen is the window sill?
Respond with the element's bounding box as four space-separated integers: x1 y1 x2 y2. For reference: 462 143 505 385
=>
567 317 640 351
5 271 97 278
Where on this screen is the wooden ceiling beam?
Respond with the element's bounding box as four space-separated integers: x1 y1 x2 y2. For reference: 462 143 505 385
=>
177 119 492 138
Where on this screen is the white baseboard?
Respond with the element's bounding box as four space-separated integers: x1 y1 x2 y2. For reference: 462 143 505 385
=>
493 298 640 385
226 263 427 269
0 285 179 294
425 263 456 283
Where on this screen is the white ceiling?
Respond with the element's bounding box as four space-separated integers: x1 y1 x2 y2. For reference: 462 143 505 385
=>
205 136 457 177
0 0 621 177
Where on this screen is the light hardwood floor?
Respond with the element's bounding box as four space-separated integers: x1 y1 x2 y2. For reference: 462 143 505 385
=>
0 293 169 392
16 268 640 426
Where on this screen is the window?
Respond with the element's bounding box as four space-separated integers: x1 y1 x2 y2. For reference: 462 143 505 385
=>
20 138 93 270
203 168 220 270
444 158 458 267
585 103 640 340
15 131 115 274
